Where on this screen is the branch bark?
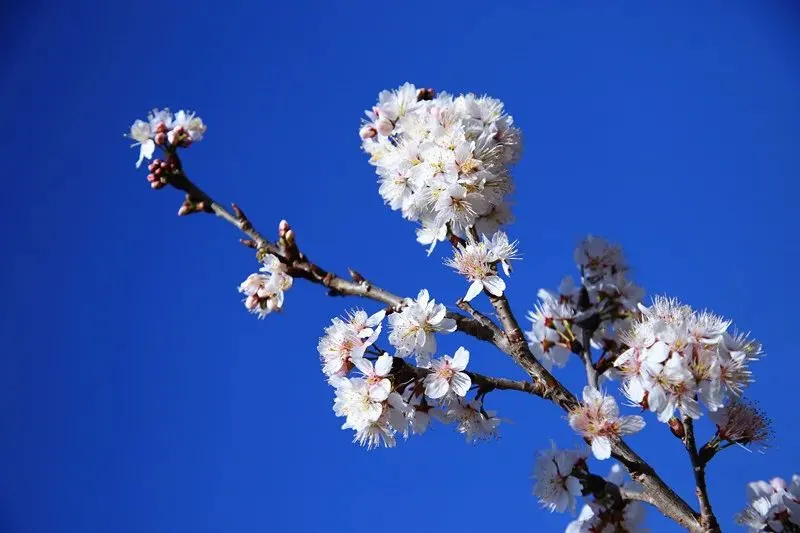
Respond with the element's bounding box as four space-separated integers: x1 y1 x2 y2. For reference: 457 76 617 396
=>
683 416 722 532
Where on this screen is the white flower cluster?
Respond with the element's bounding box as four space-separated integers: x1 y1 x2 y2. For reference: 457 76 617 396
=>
446 231 520 302
127 108 206 167
569 386 645 460
615 296 762 423
736 475 800 532
532 443 648 532
360 83 522 252
237 254 293 318
566 465 648 533
526 236 643 371
317 293 501 449
533 442 586 513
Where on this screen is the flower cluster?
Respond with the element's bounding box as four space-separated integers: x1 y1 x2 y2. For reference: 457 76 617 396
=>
567 464 648 533
387 289 457 367
446 231 519 301
615 296 763 423
359 83 522 251
317 295 501 448
736 475 800 532
127 108 206 168
533 443 587 513
568 386 645 460
237 254 293 318
526 236 643 371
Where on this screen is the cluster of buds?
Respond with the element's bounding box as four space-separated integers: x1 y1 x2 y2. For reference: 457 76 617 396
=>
126 108 206 169
277 219 298 259
146 158 178 190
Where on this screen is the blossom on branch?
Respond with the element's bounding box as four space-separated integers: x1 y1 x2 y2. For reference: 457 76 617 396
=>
566 464 648 533
126 108 206 167
569 386 645 460
317 308 384 376
446 231 518 301
360 83 521 248
387 289 456 366
237 254 293 318
423 347 471 400
736 475 800 532
532 442 586 513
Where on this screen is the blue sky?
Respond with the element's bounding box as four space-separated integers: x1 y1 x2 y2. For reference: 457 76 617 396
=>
1 1 798 532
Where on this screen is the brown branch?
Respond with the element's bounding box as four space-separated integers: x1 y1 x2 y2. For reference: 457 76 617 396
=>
393 357 540 396
683 416 721 532
159 151 702 533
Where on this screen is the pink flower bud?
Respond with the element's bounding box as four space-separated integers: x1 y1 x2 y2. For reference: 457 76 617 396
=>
266 299 279 312
375 117 394 137
155 132 168 145
359 125 377 140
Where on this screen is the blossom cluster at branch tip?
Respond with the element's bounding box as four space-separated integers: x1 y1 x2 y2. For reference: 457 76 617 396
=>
237 254 293 318
445 231 519 301
317 292 501 449
615 295 763 423
568 386 645 460
566 464 648 533
736 475 800 532
126 108 207 168
359 83 522 252
526 236 643 372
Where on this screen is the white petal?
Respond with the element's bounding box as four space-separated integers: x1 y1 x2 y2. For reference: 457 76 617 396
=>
366 309 386 327
424 376 449 399
464 280 484 301
451 347 470 371
374 354 393 376
591 436 612 460
482 275 506 296
351 357 373 375
618 415 646 435
450 372 472 397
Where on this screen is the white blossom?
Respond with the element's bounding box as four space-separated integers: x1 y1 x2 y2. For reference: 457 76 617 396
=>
317 309 382 377
737 475 800 531
442 398 500 443
532 443 586 513
446 238 507 301
387 289 456 365
360 83 521 248
424 347 471 400
569 386 645 460
237 254 293 318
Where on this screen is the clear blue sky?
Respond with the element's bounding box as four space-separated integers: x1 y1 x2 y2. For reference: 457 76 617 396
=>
1 2 798 532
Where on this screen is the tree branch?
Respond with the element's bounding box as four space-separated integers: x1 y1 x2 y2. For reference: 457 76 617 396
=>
393 357 541 396
159 151 702 533
683 416 721 532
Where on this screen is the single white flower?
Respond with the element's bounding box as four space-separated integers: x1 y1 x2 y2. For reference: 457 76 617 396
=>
127 119 155 168
387 289 456 364
446 241 505 301
569 386 645 460
424 347 472 399
532 443 585 513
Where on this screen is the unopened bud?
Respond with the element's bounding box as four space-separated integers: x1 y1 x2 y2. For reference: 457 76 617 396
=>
147 173 157 182
359 125 377 140
155 132 168 145
151 180 166 190
279 219 290 234
178 204 192 216
266 299 279 312
375 117 394 137
148 161 159 172
285 229 295 246
155 122 168 134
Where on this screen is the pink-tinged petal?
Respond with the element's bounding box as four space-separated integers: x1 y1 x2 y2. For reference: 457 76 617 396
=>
374 354 393 376
464 280 484 301
451 347 470 370
618 415 646 435
351 357 373 375
591 437 612 460
482 275 506 296
424 376 449 399
450 372 472 397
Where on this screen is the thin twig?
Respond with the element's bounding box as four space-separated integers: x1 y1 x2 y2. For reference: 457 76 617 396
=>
683 416 721 532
